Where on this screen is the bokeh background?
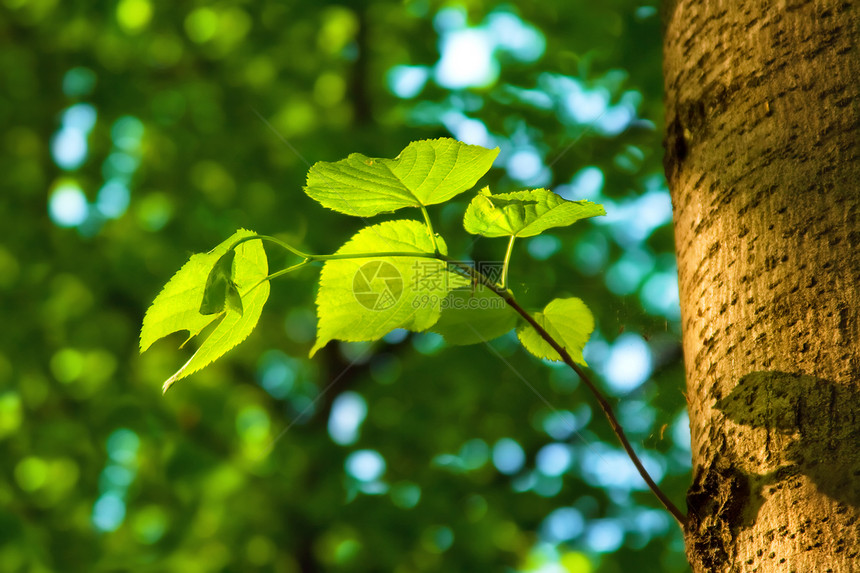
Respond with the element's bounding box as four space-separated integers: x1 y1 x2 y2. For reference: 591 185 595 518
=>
0 0 692 571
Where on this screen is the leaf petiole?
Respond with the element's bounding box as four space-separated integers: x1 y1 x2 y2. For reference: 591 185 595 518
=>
308 251 441 262
238 249 445 299
242 259 313 298
500 235 516 289
228 234 310 259
229 234 445 266
419 205 440 254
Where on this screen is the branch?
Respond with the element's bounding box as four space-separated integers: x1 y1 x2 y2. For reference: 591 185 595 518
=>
440 255 687 527
249 237 688 525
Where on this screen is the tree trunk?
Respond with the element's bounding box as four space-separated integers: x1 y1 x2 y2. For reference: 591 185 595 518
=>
662 1 859 571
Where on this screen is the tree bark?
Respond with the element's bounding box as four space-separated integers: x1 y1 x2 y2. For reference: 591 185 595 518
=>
662 1 859 571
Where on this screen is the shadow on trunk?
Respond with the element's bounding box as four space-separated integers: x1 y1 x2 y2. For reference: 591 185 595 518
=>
713 370 860 519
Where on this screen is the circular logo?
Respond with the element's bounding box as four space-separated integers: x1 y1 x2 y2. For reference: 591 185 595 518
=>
353 261 403 311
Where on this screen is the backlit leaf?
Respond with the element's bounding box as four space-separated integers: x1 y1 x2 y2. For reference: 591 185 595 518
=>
140 229 270 392
516 297 594 365
311 219 466 355
463 187 605 238
305 138 499 217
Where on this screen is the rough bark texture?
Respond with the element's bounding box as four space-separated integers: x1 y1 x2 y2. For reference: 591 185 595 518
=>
662 0 859 571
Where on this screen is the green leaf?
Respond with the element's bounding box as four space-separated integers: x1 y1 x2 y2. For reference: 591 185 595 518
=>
516 297 594 365
304 138 499 217
140 229 270 392
199 249 243 316
311 220 466 355
431 286 518 345
463 187 605 238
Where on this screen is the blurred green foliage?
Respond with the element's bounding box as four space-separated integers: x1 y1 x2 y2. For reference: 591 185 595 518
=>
0 0 690 571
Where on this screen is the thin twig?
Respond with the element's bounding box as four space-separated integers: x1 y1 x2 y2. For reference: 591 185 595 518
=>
441 255 687 527
503 296 687 526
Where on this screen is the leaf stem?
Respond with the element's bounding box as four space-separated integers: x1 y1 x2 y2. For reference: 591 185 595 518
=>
234 238 446 302
229 234 310 259
309 251 441 262
231 235 444 265
242 260 313 298
419 205 440 254
500 236 516 289
240 250 442 298
437 254 687 527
